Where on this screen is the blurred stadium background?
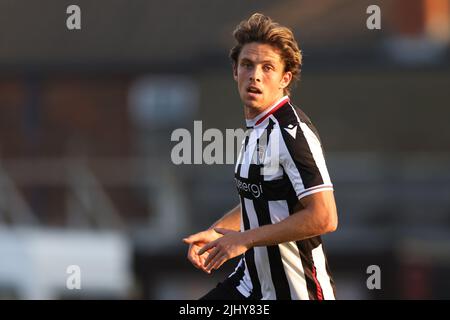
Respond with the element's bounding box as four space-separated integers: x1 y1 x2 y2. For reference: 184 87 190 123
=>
0 0 449 299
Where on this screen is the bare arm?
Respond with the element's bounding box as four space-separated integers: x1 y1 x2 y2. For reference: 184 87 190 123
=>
199 191 338 272
183 203 241 273
243 190 337 247
209 204 241 231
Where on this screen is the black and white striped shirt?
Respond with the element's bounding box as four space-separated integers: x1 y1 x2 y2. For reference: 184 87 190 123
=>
229 95 336 300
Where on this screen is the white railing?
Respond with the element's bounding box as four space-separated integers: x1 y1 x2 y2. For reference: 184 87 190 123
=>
0 157 189 240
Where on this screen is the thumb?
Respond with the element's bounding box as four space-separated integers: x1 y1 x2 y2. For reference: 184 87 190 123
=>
214 227 232 235
183 235 196 244
183 232 204 244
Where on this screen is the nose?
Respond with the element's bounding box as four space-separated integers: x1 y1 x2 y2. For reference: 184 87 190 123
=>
249 65 262 83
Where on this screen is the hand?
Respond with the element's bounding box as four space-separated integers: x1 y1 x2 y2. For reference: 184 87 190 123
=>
198 228 252 273
183 229 223 274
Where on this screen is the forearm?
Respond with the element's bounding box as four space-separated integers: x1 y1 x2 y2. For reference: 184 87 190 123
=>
243 206 333 248
209 204 241 232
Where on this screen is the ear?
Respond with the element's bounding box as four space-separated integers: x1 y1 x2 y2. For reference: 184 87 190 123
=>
233 64 238 81
280 71 292 89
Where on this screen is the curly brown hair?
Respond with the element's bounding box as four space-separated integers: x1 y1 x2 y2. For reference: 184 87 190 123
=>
229 13 302 95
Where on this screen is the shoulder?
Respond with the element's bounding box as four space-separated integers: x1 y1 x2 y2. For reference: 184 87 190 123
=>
272 101 322 143
272 101 314 128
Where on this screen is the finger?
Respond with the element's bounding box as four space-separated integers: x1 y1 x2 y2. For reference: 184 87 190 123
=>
188 257 201 269
203 247 220 267
189 244 205 268
206 252 226 272
193 252 203 269
209 254 227 272
214 228 231 235
198 250 209 264
202 267 211 274
196 255 210 271
187 249 202 269
183 233 202 244
198 256 211 274
198 241 216 256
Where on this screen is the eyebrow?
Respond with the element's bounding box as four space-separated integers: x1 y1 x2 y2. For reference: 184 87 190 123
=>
239 57 277 64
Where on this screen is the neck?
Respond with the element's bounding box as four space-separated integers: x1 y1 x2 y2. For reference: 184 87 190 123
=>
244 94 286 120
244 107 262 120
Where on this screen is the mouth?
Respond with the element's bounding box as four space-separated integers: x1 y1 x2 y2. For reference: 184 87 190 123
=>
246 86 263 97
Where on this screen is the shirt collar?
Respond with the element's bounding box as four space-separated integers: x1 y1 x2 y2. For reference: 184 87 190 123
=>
245 95 290 128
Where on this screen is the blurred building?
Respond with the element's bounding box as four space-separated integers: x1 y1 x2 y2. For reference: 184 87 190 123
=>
0 0 449 299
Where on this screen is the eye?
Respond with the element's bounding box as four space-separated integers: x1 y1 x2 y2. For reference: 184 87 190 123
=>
263 65 273 71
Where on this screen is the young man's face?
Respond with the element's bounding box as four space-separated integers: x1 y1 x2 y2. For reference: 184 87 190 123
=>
234 42 292 113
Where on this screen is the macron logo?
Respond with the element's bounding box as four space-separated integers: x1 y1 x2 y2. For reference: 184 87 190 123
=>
284 124 298 139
